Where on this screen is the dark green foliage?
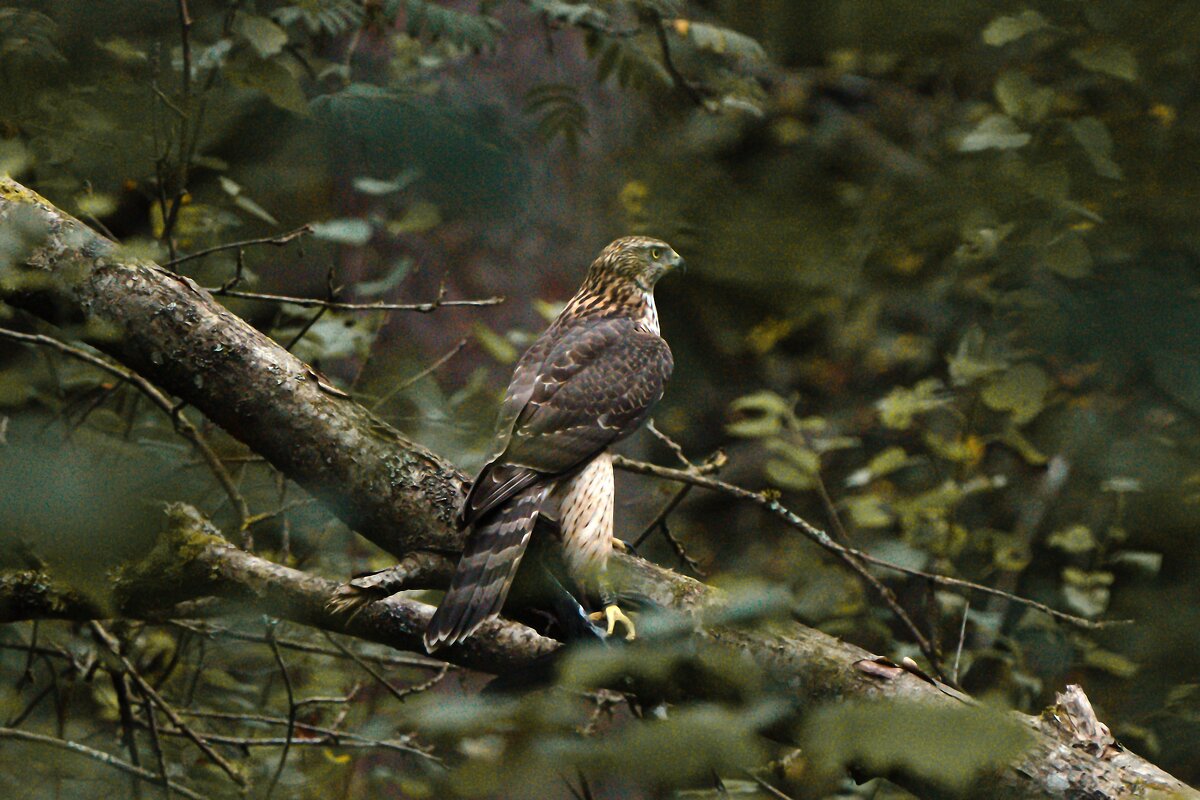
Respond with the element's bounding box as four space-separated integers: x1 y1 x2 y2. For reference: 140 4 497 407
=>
275 0 365 36
524 83 589 148
3 0 1200 796
589 31 673 89
388 0 504 51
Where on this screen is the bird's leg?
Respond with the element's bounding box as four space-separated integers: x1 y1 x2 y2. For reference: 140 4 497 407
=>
589 573 636 641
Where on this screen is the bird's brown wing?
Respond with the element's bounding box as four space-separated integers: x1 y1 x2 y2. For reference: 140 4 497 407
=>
457 317 673 528
428 318 672 651
424 483 551 651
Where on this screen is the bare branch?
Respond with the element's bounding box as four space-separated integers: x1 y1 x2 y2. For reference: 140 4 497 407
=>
0 177 1192 799
209 287 504 313
163 224 313 268
0 328 251 535
89 621 246 788
612 455 1116 631
0 726 208 800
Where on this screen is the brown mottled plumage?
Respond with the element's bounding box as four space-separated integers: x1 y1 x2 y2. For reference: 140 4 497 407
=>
424 236 681 651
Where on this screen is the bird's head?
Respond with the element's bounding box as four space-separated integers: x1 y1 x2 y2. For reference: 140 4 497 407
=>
589 236 684 292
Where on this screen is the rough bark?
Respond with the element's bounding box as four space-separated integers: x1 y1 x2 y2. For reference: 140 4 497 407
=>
1 178 1195 799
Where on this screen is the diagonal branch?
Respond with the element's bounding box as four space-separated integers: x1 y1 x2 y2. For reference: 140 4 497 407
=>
0 727 208 800
0 177 1194 800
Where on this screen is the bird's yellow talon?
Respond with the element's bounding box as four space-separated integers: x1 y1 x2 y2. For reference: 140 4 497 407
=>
589 604 636 640
611 538 628 553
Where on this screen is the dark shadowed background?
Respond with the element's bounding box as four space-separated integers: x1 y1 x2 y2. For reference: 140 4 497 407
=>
2 1 1199 796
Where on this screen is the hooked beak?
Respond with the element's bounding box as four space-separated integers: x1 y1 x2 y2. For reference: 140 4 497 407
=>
663 249 685 276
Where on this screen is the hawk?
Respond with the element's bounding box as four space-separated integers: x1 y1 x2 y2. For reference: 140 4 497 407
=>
424 236 681 651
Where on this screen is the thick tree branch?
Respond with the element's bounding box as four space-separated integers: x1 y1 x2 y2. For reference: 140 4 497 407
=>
1 178 1195 799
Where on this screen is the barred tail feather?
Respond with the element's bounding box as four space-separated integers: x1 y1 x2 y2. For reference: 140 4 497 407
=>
424 485 548 651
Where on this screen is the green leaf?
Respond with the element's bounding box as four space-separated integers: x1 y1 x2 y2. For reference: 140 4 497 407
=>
1068 117 1123 179
311 218 373 245
1070 43 1138 81
958 114 1031 152
999 426 1048 465
1101 477 1143 493
980 363 1051 425
400 0 503 51
352 169 421 195
764 439 821 490
993 71 1055 124
1047 524 1096 554
1108 550 1162 575
386 201 441 235
982 10 1049 47
96 36 148 64
0 138 30 176
947 326 1008 386
225 53 309 115
281 310 383 363
1041 233 1092 279
876 379 948 429
472 322 518 364
843 495 893 528
764 458 816 491
675 20 767 62
74 191 117 218
865 447 911 479
275 0 363 35
725 414 782 438
1061 568 1113 617
1083 647 1138 678
218 176 279 225
233 12 289 58
527 1 611 29
357 258 412 297
803 700 1031 791
727 391 792 437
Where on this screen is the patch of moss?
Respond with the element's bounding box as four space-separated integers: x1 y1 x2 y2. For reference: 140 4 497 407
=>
111 503 227 611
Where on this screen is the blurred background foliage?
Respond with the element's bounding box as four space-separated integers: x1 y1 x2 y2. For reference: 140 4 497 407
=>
2 0 1200 797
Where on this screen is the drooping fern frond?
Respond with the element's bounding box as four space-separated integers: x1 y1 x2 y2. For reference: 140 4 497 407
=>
523 83 589 149
630 0 684 20
274 0 365 36
525 0 612 32
0 9 66 65
384 0 504 52
587 31 672 90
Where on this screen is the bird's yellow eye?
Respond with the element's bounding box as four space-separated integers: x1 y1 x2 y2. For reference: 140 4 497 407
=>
651 248 662 260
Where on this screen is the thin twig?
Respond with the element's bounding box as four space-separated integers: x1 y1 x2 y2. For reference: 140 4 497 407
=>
632 484 693 549
612 456 1116 631
137 685 172 800
629 430 721 573
651 15 706 105
175 708 439 761
953 600 970 685
371 338 468 410
143 727 441 759
164 225 313 268
89 622 246 788
265 625 296 800
646 420 692 468
0 329 251 535
167 622 446 670
209 288 504 313
741 769 795 800
110 671 144 800
176 0 192 101
323 633 450 702
0 727 208 800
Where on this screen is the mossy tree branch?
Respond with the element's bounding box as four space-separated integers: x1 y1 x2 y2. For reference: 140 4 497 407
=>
1 178 1195 799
